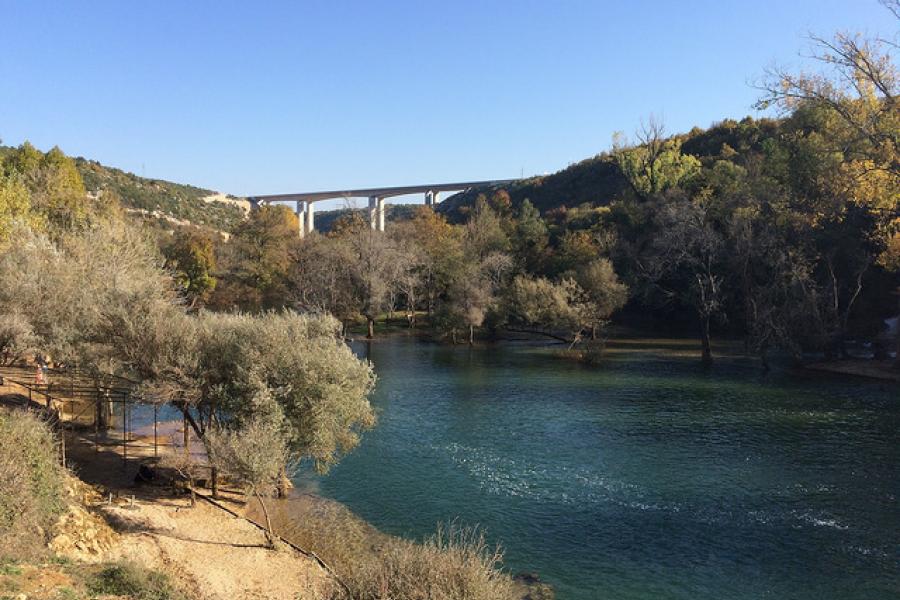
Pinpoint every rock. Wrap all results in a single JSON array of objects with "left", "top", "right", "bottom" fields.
[{"left": 513, "top": 572, "right": 555, "bottom": 600}]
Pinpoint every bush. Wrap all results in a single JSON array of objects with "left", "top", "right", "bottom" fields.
[
  {"left": 267, "top": 499, "right": 516, "bottom": 600},
  {"left": 0, "top": 410, "right": 65, "bottom": 559},
  {"left": 88, "top": 562, "right": 185, "bottom": 600},
  {"left": 340, "top": 523, "right": 515, "bottom": 600}
]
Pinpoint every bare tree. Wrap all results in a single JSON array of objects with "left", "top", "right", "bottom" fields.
[{"left": 642, "top": 196, "right": 726, "bottom": 363}]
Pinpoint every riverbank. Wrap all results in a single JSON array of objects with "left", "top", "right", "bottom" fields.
[
  {"left": 804, "top": 359, "right": 900, "bottom": 382},
  {"left": 0, "top": 371, "right": 551, "bottom": 600},
  {"left": 354, "top": 322, "right": 900, "bottom": 384}
]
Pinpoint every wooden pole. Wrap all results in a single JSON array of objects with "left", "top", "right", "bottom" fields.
[
  {"left": 94, "top": 387, "right": 100, "bottom": 452},
  {"left": 60, "top": 423, "right": 66, "bottom": 467},
  {"left": 122, "top": 396, "right": 127, "bottom": 467},
  {"left": 154, "top": 405, "right": 159, "bottom": 458}
]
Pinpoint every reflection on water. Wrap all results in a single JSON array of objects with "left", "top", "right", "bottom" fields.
[{"left": 294, "top": 336, "right": 900, "bottom": 600}]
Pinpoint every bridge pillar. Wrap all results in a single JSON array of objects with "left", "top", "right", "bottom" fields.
[
  {"left": 368, "top": 196, "right": 385, "bottom": 231},
  {"left": 295, "top": 201, "right": 306, "bottom": 238},
  {"left": 425, "top": 190, "right": 434, "bottom": 206},
  {"left": 305, "top": 201, "right": 315, "bottom": 235},
  {"left": 432, "top": 191, "right": 440, "bottom": 205}
]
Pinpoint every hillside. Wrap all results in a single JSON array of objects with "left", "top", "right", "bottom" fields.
[
  {"left": 74, "top": 157, "right": 249, "bottom": 232},
  {"left": 439, "top": 116, "right": 782, "bottom": 218},
  {"left": 0, "top": 145, "right": 248, "bottom": 232}
]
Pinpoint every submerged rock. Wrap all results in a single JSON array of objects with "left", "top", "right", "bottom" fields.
[{"left": 513, "top": 572, "right": 555, "bottom": 599}]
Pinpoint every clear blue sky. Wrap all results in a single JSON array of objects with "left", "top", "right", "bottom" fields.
[{"left": 0, "top": 1, "right": 893, "bottom": 208}]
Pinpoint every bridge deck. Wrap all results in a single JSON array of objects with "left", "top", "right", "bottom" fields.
[{"left": 252, "top": 179, "right": 516, "bottom": 204}]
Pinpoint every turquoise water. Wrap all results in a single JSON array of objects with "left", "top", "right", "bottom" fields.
[{"left": 298, "top": 336, "right": 899, "bottom": 600}]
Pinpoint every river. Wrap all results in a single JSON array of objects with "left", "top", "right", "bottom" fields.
[{"left": 293, "top": 335, "right": 899, "bottom": 600}]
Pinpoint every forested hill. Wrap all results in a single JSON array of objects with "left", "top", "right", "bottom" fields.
[
  {"left": 0, "top": 145, "right": 248, "bottom": 232},
  {"left": 438, "top": 116, "right": 781, "bottom": 219}
]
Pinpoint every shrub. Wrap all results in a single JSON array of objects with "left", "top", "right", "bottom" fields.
[
  {"left": 87, "top": 562, "right": 185, "bottom": 600},
  {"left": 268, "top": 500, "right": 517, "bottom": 600},
  {"left": 0, "top": 410, "right": 65, "bottom": 559},
  {"left": 341, "top": 523, "right": 515, "bottom": 600}
]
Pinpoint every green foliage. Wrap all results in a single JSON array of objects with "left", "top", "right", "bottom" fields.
[
  {"left": 211, "top": 205, "right": 298, "bottom": 310},
  {"left": 87, "top": 562, "right": 185, "bottom": 600},
  {"left": 131, "top": 310, "right": 377, "bottom": 474},
  {"left": 612, "top": 131, "right": 702, "bottom": 200},
  {"left": 0, "top": 410, "right": 65, "bottom": 560},
  {"left": 0, "top": 172, "right": 35, "bottom": 242},
  {"left": 163, "top": 229, "right": 217, "bottom": 308},
  {"left": 2, "top": 142, "right": 90, "bottom": 232},
  {"left": 507, "top": 276, "right": 588, "bottom": 338}
]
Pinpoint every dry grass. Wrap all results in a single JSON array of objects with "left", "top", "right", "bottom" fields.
[
  {"left": 249, "top": 497, "right": 517, "bottom": 600},
  {"left": 0, "top": 408, "right": 66, "bottom": 560},
  {"left": 336, "top": 522, "right": 515, "bottom": 600}
]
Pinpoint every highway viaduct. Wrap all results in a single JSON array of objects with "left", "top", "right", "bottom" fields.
[{"left": 248, "top": 179, "right": 516, "bottom": 236}]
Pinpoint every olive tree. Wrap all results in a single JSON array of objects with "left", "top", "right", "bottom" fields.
[
  {"left": 0, "top": 313, "right": 38, "bottom": 366},
  {"left": 133, "top": 311, "right": 377, "bottom": 475},
  {"left": 206, "top": 393, "right": 289, "bottom": 545}
]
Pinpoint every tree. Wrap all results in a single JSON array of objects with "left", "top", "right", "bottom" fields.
[
  {"left": 164, "top": 229, "right": 217, "bottom": 308},
  {"left": 0, "top": 219, "right": 175, "bottom": 366},
  {"left": 391, "top": 207, "right": 463, "bottom": 317},
  {"left": 132, "top": 311, "right": 376, "bottom": 475},
  {"left": 2, "top": 143, "right": 90, "bottom": 231},
  {"left": 390, "top": 234, "right": 426, "bottom": 327},
  {"left": 756, "top": 5, "right": 900, "bottom": 365},
  {"left": 214, "top": 205, "right": 299, "bottom": 311},
  {"left": 644, "top": 195, "right": 727, "bottom": 363},
  {"left": 571, "top": 258, "right": 629, "bottom": 339},
  {"left": 346, "top": 228, "right": 408, "bottom": 338},
  {"left": 0, "top": 313, "right": 38, "bottom": 366},
  {"left": 289, "top": 234, "right": 360, "bottom": 331},
  {"left": 511, "top": 199, "right": 550, "bottom": 273},
  {"left": 506, "top": 275, "right": 590, "bottom": 344},
  {"left": 206, "top": 396, "right": 290, "bottom": 546},
  {"left": 0, "top": 173, "right": 36, "bottom": 243},
  {"left": 465, "top": 198, "right": 510, "bottom": 259},
  {"left": 612, "top": 118, "right": 702, "bottom": 201}
]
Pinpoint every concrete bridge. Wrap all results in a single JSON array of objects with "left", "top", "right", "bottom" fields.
[{"left": 249, "top": 179, "right": 516, "bottom": 236}]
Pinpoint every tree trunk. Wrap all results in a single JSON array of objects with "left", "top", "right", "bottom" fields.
[
  {"left": 255, "top": 490, "right": 276, "bottom": 548},
  {"left": 183, "top": 416, "right": 190, "bottom": 457},
  {"left": 759, "top": 343, "right": 770, "bottom": 372},
  {"left": 276, "top": 466, "right": 289, "bottom": 498},
  {"left": 367, "top": 317, "right": 374, "bottom": 339},
  {"left": 468, "top": 325, "right": 475, "bottom": 345},
  {"left": 700, "top": 317, "right": 713, "bottom": 364},
  {"left": 211, "top": 467, "right": 219, "bottom": 499},
  {"left": 894, "top": 292, "right": 900, "bottom": 371}
]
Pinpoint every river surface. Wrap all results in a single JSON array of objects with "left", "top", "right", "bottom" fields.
[{"left": 294, "top": 335, "right": 899, "bottom": 600}]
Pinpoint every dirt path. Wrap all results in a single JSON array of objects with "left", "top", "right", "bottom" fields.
[
  {"left": 99, "top": 493, "right": 332, "bottom": 600},
  {"left": 57, "top": 422, "right": 334, "bottom": 600}
]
